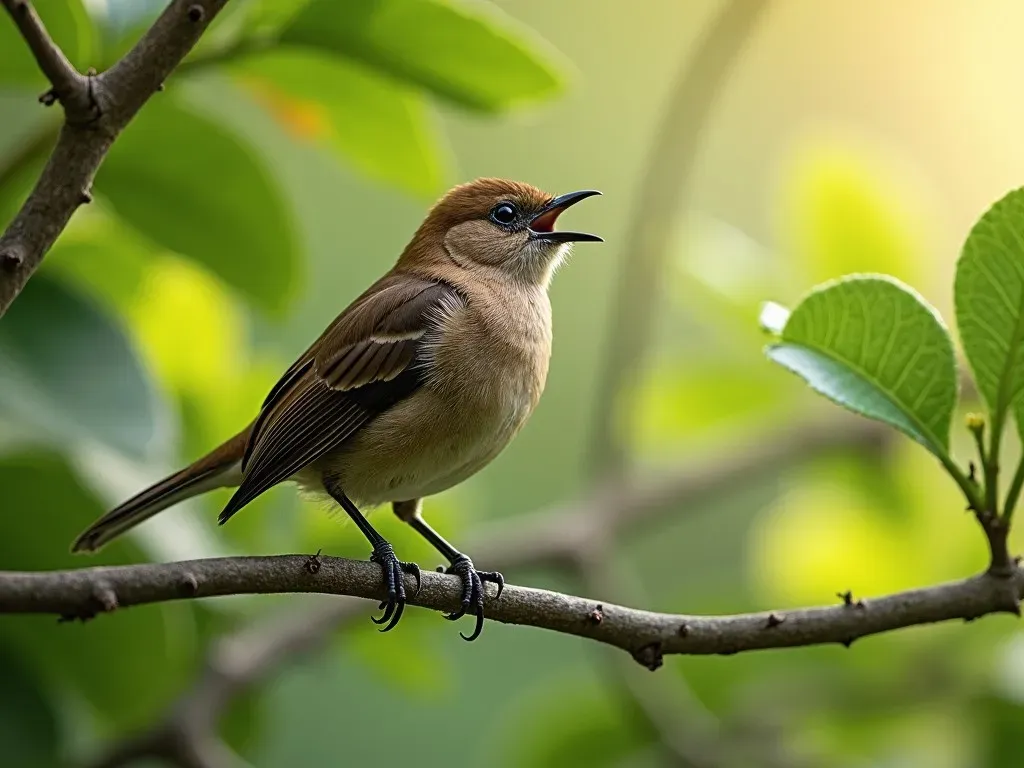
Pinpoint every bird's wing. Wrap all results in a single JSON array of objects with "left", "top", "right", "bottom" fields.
[{"left": 219, "top": 274, "right": 465, "bottom": 523}]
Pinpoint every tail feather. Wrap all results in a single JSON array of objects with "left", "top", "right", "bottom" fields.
[{"left": 71, "top": 427, "right": 251, "bottom": 553}]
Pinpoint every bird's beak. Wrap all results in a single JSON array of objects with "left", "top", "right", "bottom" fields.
[{"left": 529, "top": 190, "right": 603, "bottom": 243}]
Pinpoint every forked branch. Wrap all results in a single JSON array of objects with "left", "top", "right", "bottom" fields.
[{"left": 0, "top": 0, "right": 231, "bottom": 314}]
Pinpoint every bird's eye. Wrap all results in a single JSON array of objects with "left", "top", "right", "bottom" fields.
[{"left": 490, "top": 202, "right": 518, "bottom": 226}]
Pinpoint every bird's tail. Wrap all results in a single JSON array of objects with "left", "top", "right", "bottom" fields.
[{"left": 71, "top": 426, "right": 252, "bottom": 553}]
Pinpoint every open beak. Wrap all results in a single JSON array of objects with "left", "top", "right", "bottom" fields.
[{"left": 529, "top": 190, "right": 603, "bottom": 243}]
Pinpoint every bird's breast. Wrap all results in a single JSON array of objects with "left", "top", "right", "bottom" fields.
[
  {"left": 319, "top": 286, "right": 552, "bottom": 506},
  {"left": 426, "top": 288, "right": 551, "bottom": 420}
]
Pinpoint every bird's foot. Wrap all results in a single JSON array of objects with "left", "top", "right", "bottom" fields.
[
  {"left": 444, "top": 554, "right": 504, "bottom": 641},
  {"left": 369, "top": 542, "right": 421, "bottom": 632}
]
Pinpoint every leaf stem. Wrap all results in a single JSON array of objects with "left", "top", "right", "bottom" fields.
[
  {"left": 942, "top": 453, "right": 986, "bottom": 514},
  {"left": 1004, "top": 456, "right": 1024, "bottom": 527},
  {"left": 986, "top": 412, "right": 1004, "bottom": 515},
  {"left": 967, "top": 413, "right": 987, "bottom": 465}
]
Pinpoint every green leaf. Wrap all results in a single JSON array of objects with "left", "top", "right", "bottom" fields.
[
  {"left": 96, "top": 91, "right": 300, "bottom": 314},
  {"left": 764, "top": 275, "right": 958, "bottom": 459},
  {"left": 0, "top": 0, "right": 95, "bottom": 85},
  {"left": 0, "top": 274, "right": 170, "bottom": 460},
  {"left": 279, "top": 0, "right": 565, "bottom": 112},
  {"left": 233, "top": 49, "right": 445, "bottom": 197},
  {"left": 954, "top": 188, "right": 1024, "bottom": 438},
  {"left": 0, "top": 452, "right": 196, "bottom": 731}
]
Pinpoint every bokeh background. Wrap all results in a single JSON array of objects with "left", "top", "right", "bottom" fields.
[{"left": 4, "top": 0, "right": 1024, "bottom": 766}]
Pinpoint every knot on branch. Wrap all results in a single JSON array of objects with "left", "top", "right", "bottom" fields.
[
  {"left": 631, "top": 642, "right": 664, "bottom": 671},
  {"left": 304, "top": 550, "right": 323, "bottom": 575},
  {"left": 836, "top": 590, "right": 865, "bottom": 609},
  {"left": 1, "top": 247, "right": 26, "bottom": 267},
  {"left": 178, "top": 572, "right": 199, "bottom": 597},
  {"left": 58, "top": 581, "right": 118, "bottom": 622},
  {"left": 33, "top": 66, "right": 98, "bottom": 124}
]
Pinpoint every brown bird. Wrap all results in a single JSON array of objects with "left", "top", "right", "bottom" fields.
[{"left": 72, "top": 178, "right": 602, "bottom": 639}]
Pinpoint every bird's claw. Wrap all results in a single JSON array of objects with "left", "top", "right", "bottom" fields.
[
  {"left": 369, "top": 542, "right": 420, "bottom": 632},
  {"left": 444, "top": 554, "right": 504, "bottom": 641}
]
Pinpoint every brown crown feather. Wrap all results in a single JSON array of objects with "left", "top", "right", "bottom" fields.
[{"left": 398, "top": 178, "right": 553, "bottom": 264}]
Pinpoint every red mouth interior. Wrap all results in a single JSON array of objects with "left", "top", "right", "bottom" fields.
[{"left": 530, "top": 206, "right": 564, "bottom": 233}]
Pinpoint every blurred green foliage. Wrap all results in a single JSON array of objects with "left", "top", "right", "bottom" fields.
[
  {"left": 97, "top": 93, "right": 299, "bottom": 314},
  {"left": 3, "top": 2, "right": 1024, "bottom": 767},
  {"left": 0, "top": 276, "right": 169, "bottom": 459}
]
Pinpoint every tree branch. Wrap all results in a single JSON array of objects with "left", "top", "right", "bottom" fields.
[
  {"left": 67, "top": 417, "right": 949, "bottom": 767},
  {"left": 0, "top": 0, "right": 93, "bottom": 115},
  {"left": 4, "top": 554, "right": 1023, "bottom": 663},
  {"left": 5, "top": 421, "right": 882, "bottom": 648},
  {"left": 0, "top": 419, "right": 1010, "bottom": 662},
  {"left": 0, "top": 0, "right": 231, "bottom": 315}
]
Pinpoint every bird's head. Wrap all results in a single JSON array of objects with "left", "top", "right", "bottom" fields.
[{"left": 401, "top": 178, "right": 602, "bottom": 287}]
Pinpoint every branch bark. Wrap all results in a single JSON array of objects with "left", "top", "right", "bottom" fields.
[
  {"left": 0, "top": 0, "right": 231, "bottom": 315},
  {"left": 1, "top": 419, "right": 1011, "bottom": 662},
  {"left": 5, "top": 420, "right": 884, "bottom": 643},
  {"left": 0, "top": 0, "right": 93, "bottom": 115},
  {"left": 4, "top": 553, "right": 1023, "bottom": 663}
]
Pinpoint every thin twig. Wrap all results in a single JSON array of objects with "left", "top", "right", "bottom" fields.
[
  {"left": 0, "top": 0, "right": 93, "bottom": 117},
  {"left": 1004, "top": 456, "right": 1024, "bottom": 527}
]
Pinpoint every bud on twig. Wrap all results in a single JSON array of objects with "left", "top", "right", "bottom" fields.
[{"left": 966, "top": 413, "right": 986, "bottom": 435}]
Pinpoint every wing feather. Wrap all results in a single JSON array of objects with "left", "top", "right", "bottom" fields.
[{"left": 220, "top": 276, "right": 464, "bottom": 523}]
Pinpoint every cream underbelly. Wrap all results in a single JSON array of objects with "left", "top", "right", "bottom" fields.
[{"left": 298, "top": 385, "right": 533, "bottom": 508}]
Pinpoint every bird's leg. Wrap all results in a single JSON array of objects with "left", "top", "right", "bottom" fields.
[
  {"left": 328, "top": 487, "right": 420, "bottom": 632},
  {"left": 393, "top": 500, "right": 504, "bottom": 641}
]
